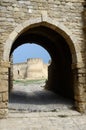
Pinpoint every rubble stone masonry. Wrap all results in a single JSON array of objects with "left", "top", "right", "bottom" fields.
[{"left": 0, "top": 0, "right": 86, "bottom": 118}]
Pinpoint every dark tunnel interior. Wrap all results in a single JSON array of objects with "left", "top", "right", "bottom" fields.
[{"left": 10, "top": 25, "right": 74, "bottom": 99}]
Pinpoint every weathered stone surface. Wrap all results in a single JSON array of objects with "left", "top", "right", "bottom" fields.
[
  {"left": 75, "top": 95, "right": 86, "bottom": 102},
  {"left": 0, "top": 62, "right": 10, "bottom": 68},
  {"left": 0, "top": 94, "right": 2, "bottom": 102},
  {"left": 0, "top": 80, "right": 8, "bottom": 92},
  {"left": 0, "top": 102, "right": 7, "bottom": 109},
  {"left": 2, "top": 92, "right": 8, "bottom": 102},
  {"left": 79, "top": 76, "right": 86, "bottom": 83},
  {"left": 0, "top": 109, "right": 8, "bottom": 119},
  {"left": 0, "top": 0, "right": 86, "bottom": 118},
  {"left": 13, "top": 58, "right": 48, "bottom": 80},
  {"left": 0, "top": 67, "right": 8, "bottom": 74},
  {"left": 75, "top": 101, "right": 86, "bottom": 113}
]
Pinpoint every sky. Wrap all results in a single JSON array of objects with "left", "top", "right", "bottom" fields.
[{"left": 13, "top": 43, "right": 51, "bottom": 64}]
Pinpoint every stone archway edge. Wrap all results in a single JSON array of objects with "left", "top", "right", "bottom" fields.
[{"left": 3, "top": 15, "right": 77, "bottom": 63}]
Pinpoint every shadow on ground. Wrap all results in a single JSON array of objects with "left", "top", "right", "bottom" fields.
[{"left": 9, "top": 82, "right": 74, "bottom": 112}]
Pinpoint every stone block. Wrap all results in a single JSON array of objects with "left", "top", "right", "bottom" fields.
[
  {"left": 1, "top": 62, "right": 10, "bottom": 68},
  {"left": 0, "top": 109, "right": 8, "bottom": 119},
  {"left": 76, "top": 52, "right": 83, "bottom": 63},
  {"left": 75, "top": 101, "right": 86, "bottom": 113},
  {"left": 15, "top": 24, "right": 24, "bottom": 33},
  {"left": 0, "top": 102, "right": 7, "bottom": 109},
  {"left": 72, "top": 62, "right": 85, "bottom": 69},
  {"left": 78, "top": 68, "right": 86, "bottom": 73},
  {"left": 75, "top": 94, "right": 86, "bottom": 102},
  {"left": 41, "top": 10, "right": 48, "bottom": 21},
  {"left": 14, "top": 7, "right": 20, "bottom": 12},
  {"left": 79, "top": 76, "right": 86, "bottom": 83},
  {"left": 2, "top": 92, "right": 8, "bottom": 102},
  {"left": 9, "top": 31, "right": 18, "bottom": 41},
  {"left": 22, "top": 17, "right": 41, "bottom": 28},
  {"left": 0, "top": 74, "right": 8, "bottom": 80},
  {"left": 0, "top": 80, "right": 8, "bottom": 92},
  {"left": 0, "top": 67, "right": 8, "bottom": 74},
  {"left": 74, "top": 84, "right": 84, "bottom": 95}
]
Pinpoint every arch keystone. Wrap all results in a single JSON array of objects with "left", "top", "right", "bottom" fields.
[
  {"left": 22, "top": 17, "right": 42, "bottom": 29},
  {"left": 41, "top": 10, "right": 48, "bottom": 21}
]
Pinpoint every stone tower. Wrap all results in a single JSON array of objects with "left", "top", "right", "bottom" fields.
[
  {"left": 13, "top": 58, "right": 48, "bottom": 80},
  {"left": 27, "top": 58, "right": 48, "bottom": 80}
]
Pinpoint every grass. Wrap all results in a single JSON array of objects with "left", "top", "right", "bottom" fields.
[{"left": 13, "top": 79, "right": 46, "bottom": 86}]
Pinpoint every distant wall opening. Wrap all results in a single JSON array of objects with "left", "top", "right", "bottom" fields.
[{"left": 12, "top": 43, "right": 51, "bottom": 80}]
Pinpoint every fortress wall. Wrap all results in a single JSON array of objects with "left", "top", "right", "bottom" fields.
[
  {"left": 13, "top": 58, "right": 48, "bottom": 80},
  {"left": 42, "top": 63, "right": 48, "bottom": 79},
  {"left": 13, "top": 62, "right": 27, "bottom": 80}
]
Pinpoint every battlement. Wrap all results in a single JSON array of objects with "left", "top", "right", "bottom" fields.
[
  {"left": 13, "top": 62, "right": 27, "bottom": 66},
  {"left": 27, "top": 58, "right": 43, "bottom": 64}
]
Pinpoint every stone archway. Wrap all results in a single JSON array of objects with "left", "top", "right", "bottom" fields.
[
  {"left": 2, "top": 16, "right": 85, "bottom": 118},
  {"left": 9, "top": 24, "right": 74, "bottom": 99},
  {"left": 3, "top": 17, "right": 77, "bottom": 62}
]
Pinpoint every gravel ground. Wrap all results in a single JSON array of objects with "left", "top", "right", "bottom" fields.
[{"left": 9, "top": 80, "right": 74, "bottom": 112}]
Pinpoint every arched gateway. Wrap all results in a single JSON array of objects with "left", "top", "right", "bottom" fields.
[
  {"left": 0, "top": 9, "right": 86, "bottom": 118},
  {"left": 4, "top": 17, "right": 77, "bottom": 97}
]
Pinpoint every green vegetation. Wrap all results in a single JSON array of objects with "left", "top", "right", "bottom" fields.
[{"left": 13, "top": 79, "right": 46, "bottom": 86}]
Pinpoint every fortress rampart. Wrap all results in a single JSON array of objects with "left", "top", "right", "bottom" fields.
[{"left": 13, "top": 58, "right": 48, "bottom": 80}]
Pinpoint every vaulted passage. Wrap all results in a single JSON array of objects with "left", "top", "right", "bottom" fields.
[{"left": 10, "top": 25, "right": 74, "bottom": 99}]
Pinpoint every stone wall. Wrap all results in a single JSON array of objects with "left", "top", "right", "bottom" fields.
[
  {"left": 13, "top": 58, "right": 48, "bottom": 80},
  {"left": 13, "top": 62, "right": 27, "bottom": 79},
  {"left": 0, "top": 0, "right": 86, "bottom": 118}
]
